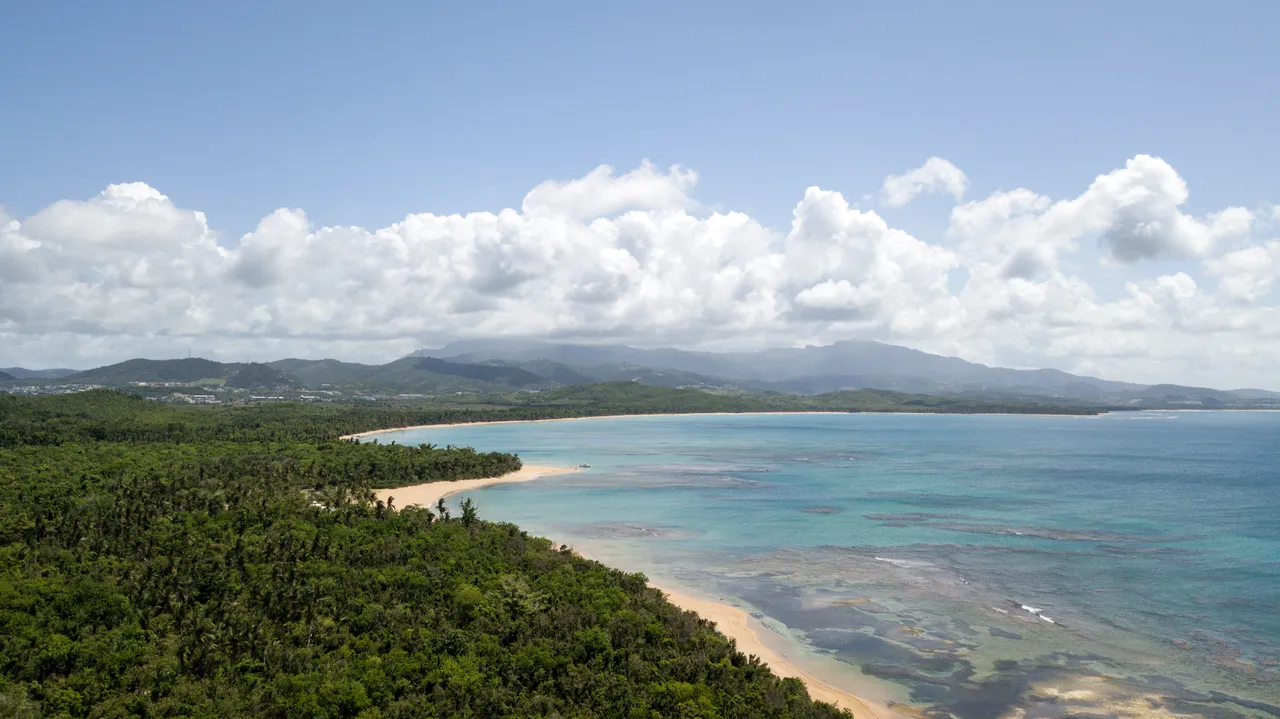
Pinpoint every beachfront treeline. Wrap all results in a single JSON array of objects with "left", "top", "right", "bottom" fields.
[
  {"left": 2, "top": 382, "right": 1103, "bottom": 447},
  {"left": 0, "top": 391, "right": 850, "bottom": 717}
]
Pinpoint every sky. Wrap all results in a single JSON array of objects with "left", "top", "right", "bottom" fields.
[{"left": 2, "top": 1, "right": 1278, "bottom": 388}]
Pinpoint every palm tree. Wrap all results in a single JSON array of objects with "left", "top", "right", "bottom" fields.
[{"left": 460, "top": 497, "right": 478, "bottom": 529}]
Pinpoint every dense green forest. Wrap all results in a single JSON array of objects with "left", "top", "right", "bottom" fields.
[{"left": 0, "top": 391, "right": 850, "bottom": 718}]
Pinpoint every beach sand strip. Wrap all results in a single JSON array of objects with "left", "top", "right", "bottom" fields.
[{"left": 372, "top": 465, "right": 580, "bottom": 508}]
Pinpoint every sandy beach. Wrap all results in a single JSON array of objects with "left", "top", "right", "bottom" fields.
[
  {"left": 653, "top": 582, "right": 907, "bottom": 718},
  {"left": 373, "top": 464, "right": 580, "bottom": 508},
  {"left": 377, "top": 462, "right": 907, "bottom": 718}
]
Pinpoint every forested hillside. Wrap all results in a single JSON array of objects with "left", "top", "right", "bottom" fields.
[{"left": 0, "top": 391, "right": 849, "bottom": 718}]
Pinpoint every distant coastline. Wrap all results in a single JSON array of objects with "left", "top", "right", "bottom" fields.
[
  {"left": 343, "top": 412, "right": 845, "bottom": 440},
  {"left": 341, "top": 409, "right": 1103, "bottom": 441}
]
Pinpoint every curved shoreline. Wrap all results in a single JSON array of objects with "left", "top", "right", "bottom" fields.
[
  {"left": 376, "top": 463, "right": 907, "bottom": 718},
  {"left": 652, "top": 582, "right": 906, "bottom": 718},
  {"left": 372, "top": 465, "right": 580, "bottom": 508},
  {"left": 341, "top": 409, "right": 1096, "bottom": 441}
]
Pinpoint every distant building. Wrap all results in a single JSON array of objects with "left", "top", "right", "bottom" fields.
[{"left": 171, "top": 393, "right": 219, "bottom": 404}]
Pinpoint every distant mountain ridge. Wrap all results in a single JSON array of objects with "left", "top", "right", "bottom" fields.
[
  {"left": 429, "top": 338, "right": 1140, "bottom": 391},
  {"left": 69, "top": 358, "right": 234, "bottom": 384},
  {"left": 7, "top": 339, "right": 1278, "bottom": 410},
  {"left": 51, "top": 356, "right": 563, "bottom": 396},
  {"left": 1, "top": 367, "right": 79, "bottom": 380},
  {"left": 422, "top": 338, "right": 1278, "bottom": 406},
  {"left": 267, "top": 356, "right": 553, "bottom": 393}
]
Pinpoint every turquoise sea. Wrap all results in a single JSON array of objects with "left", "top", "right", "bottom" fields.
[{"left": 372, "top": 412, "right": 1280, "bottom": 718}]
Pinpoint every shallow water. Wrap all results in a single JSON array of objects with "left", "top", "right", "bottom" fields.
[{"left": 375, "top": 412, "right": 1280, "bottom": 718}]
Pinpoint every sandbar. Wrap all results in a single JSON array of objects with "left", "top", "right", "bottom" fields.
[{"left": 373, "top": 465, "right": 580, "bottom": 508}]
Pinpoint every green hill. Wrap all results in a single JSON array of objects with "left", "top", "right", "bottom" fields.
[
  {"left": 502, "top": 358, "right": 598, "bottom": 385},
  {"left": 61, "top": 357, "right": 557, "bottom": 394},
  {"left": 342, "top": 357, "right": 539, "bottom": 394},
  {"left": 266, "top": 358, "right": 382, "bottom": 385},
  {"left": 0, "top": 370, "right": 14, "bottom": 381},
  {"left": 67, "top": 357, "right": 233, "bottom": 384},
  {"left": 409, "top": 356, "right": 549, "bottom": 388},
  {"left": 568, "top": 362, "right": 729, "bottom": 388},
  {"left": 1, "top": 367, "right": 79, "bottom": 380},
  {"left": 225, "top": 362, "right": 296, "bottom": 389},
  {"left": 525, "top": 381, "right": 766, "bottom": 412},
  {"left": 265, "top": 357, "right": 555, "bottom": 393}
]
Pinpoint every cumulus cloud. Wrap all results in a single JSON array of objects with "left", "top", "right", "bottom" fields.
[
  {"left": 950, "top": 155, "right": 1252, "bottom": 271},
  {"left": 881, "top": 157, "right": 968, "bottom": 207},
  {"left": 1088, "top": 158, "right": 1252, "bottom": 262},
  {"left": 1206, "top": 242, "right": 1280, "bottom": 303},
  {"left": 1, "top": 157, "right": 1277, "bottom": 388},
  {"left": 0, "top": 184, "right": 228, "bottom": 338},
  {"left": 522, "top": 161, "right": 697, "bottom": 219}
]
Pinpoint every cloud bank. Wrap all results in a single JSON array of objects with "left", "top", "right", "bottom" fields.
[{"left": 1, "top": 155, "right": 1276, "bottom": 388}]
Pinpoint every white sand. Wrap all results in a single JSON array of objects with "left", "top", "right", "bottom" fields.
[
  {"left": 653, "top": 583, "right": 908, "bottom": 718},
  {"left": 373, "top": 464, "right": 580, "bottom": 508}
]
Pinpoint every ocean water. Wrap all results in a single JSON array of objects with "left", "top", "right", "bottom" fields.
[{"left": 374, "top": 412, "right": 1280, "bottom": 718}]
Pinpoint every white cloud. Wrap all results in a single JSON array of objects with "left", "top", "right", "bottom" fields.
[
  {"left": 521, "top": 161, "right": 697, "bottom": 219},
  {"left": 1086, "top": 158, "right": 1252, "bottom": 262},
  {"left": 1, "top": 157, "right": 1277, "bottom": 388},
  {"left": 881, "top": 157, "right": 968, "bottom": 207},
  {"left": 1206, "top": 242, "right": 1280, "bottom": 303},
  {"left": 0, "top": 184, "right": 228, "bottom": 338},
  {"left": 950, "top": 155, "right": 1254, "bottom": 273}
]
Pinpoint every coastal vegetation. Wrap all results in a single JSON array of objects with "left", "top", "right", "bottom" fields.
[
  {"left": 0, "top": 390, "right": 850, "bottom": 718},
  {"left": 514, "top": 382, "right": 1105, "bottom": 415},
  {"left": 0, "top": 383, "right": 1105, "bottom": 449}
]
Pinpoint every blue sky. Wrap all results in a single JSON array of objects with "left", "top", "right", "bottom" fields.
[
  {"left": 2, "top": 1, "right": 1278, "bottom": 387},
  {"left": 4, "top": 2, "right": 1276, "bottom": 234}
]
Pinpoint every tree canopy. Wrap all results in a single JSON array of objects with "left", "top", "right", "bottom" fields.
[{"left": 0, "top": 390, "right": 850, "bottom": 718}]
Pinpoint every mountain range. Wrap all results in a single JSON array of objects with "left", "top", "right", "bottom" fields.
[
  {"left": 4, "top": 339, "right": 1277, "bottom": 409},
  {"left": 423, "top": 339, "right": 1280, "bottom": 408},
  {"left": 0, "top": 367, "right": 78, "bottom": 380}
]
